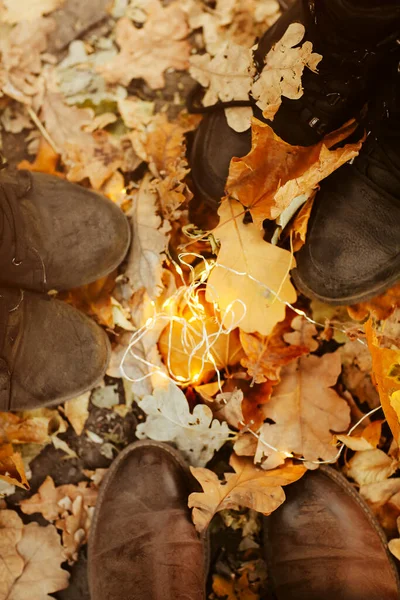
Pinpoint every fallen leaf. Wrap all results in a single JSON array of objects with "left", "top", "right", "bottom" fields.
[
  {"left": 365, "top": 318, "right": 400, "bottom": 444},
  {"left": 64, "top": 392, "right": 90, "bottom": 436},
  {"left": 256, "top": 353, "right": 350, "bottom": 468},
  {"left": 289, "top": 191, "right": 316, "bottom": 252},
  {"left": 0, "top": 0, "right": 64, "bottom": 23},
  {"left": 56, "top": 495, "right": 93, "bottom": 564},
  {"left": 20, "top": 475, "right": 98, "bottom": 521},
  {"left": 252, "top": 23, "right": 322, "bottom": 120},
  {"left": 0, "top": 510, "right": 24, "bottom": 599},
  {"left": 344, "top": 448, "right": 399, "bottom": 486},
  {"left": 223, "top": 377, "right": 275, "bottom": 432},
  {"left": 283, "top": 315, "right": 318, "bottom": 352},
  {"left": 124, "top": 174, "right": 171, "bottom": 299},
  {"left": 91, "top": 384, "right": 120, "bottom": 410},
  {"left": 0, "top": 445, "right": 29, "bottom": 490},
  {"left": 188, "top": 453, "right": 306, "bottom": 532},
  {"left": 213, "top": 388, "right": 245, "bottom": 429},
  {"left": 336, "top": 420, "right": 383, "bottom": 452},
  {"left": 226, "top": 119, "right": 362, "bottom": 228},
  {"left": 212, "top": 572, "right": 259, "bottom": 600},
  {"left": 189, "top": 41, "right": 255, "bottom": 132},
  {"left": 360, "top": 478, "right": 400, "bottom": 537},
  {"left": 389, "top": 534, "right": 400, "bottom": 561},
  {"left": 158, "top": 293, "right": 244, "bottom": 384},
  {"left": 339, "top": 339, "right": 380, "bottom": 409},
  {"left": 18, "top": 138, "right": 63, "bottom": 176},
  {"left": 98, "top": 2, "right": 191, "bottom": 89},
  {"left": 61, "top": 272, "right": 117, "bottom": 328},
  {"left": 206, "top": 199, "right": 297, "bottom": 336},
  {"left": 0, "top": 408, "right": 64, "bottom": 446},
  {"left": 347, "top": 283, "right": 400, "bottom": 321},
  {"left": 136, "top": 383, "right": 234, "bottom": 466}
]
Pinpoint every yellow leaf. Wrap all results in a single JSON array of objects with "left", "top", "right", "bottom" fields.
[
  {"left": 0, "top": 0, "right": 64, "bottom": 23},
  {"left": 365, "top": 318, "right": 400, "bottom": 444},
  {"left": 188, "top": 453, "right": 305, "bottom": 533},
  {"left": 206, "top": 199, "right": 297, "bottom": 336},
  {"left": 347, "top": 283, "right": 400, "bottom": 321}
]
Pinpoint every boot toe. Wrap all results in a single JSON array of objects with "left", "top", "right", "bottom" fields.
[{"left": 10, "top": 293, "right": 110, "bottom": 410}]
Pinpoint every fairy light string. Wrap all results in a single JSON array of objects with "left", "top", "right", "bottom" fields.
[{"left": 120, "top": 248, "right": 374, "bottom": 467}]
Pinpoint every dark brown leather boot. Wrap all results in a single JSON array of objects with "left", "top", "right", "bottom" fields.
[
  {"left": 264, "top": 466, "right": 400, "bottom": 599},
  {"left": 0, "top": 288, "right": 110, "bottom": 411},
  {"left": 88, "top": 440, "right": 206, "bottom": 600},
  {"left": 0, "top": 169, "right": 130, "bottom": 292}
]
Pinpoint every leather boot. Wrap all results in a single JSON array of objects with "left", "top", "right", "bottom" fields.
[
  {"left": 0, "top": 169, "right": 130, "bottom": 292},
  {"left": 88, "top": 440, "right": 206, "bottom": 600},
  {"left": 264, "top": 466, "right": 400, "bottom": 599},
  {"left": 0, "top": 288, "right": 110, "bottom": 411},
  {"left": 189, "top": 0, "right": 400, "bottom": 208},
  {"left": 292, "top": 64, "right": 400, "bottom": 304}
]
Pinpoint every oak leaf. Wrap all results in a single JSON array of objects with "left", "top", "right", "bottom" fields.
[
  {"left": 252, "top": 23, "right": 322, "bottom": 121},
  {"left": 339, "top": 339, "right": 380, "bottom": 409},
  {"left": 240, "top": 311, "right": 309, "bottom": 384},
  {"left": 256, "top": 353, "right": 350, "bottom": 468},
  {"left": 188, "top": 453, "right": 306, "bottom": 532},
  {"left": 136, "top": 383, "right": 234, "bottom": 466},
  {"left": 0, "top": 0, "right": 64, "bottom": 23},
  {"left": 206, "top": 199, "right": 297, "bottom": 336},
  {"left": 365, "top": 318, "right": 400, "bottom": 444},
  {"left": 283, "top": 315, "right": 318, "bottom": 352},
  {"left": 226, "top": 119, "right": 363, "bottom": 228},
  {"left": 98, "top": 4, "right": 191, "bottom": 89}
]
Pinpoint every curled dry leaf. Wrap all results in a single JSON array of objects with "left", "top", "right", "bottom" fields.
[
  {"left": 347, "top": 282, "right": 400, "bottom": 322},
  {"left": 206, "top": 199, "right": 297, "bottom": 336},
  {"left": 136, "top": 383, "right": 234, "bottom": 467},
  {"left": 213, "top": 388, "right": 245, "bottom": 429},
  {"left": 98, "top": 1, "right": 191, "bottom": 89},
  {"left": 222, "top": 377, "right": 275, "bottom": 432},
  {"left": 226, "top": 119, "right": 363, "bottom": 228},
  {"left": 339, "top": 339, "right": 380, "bottom": 409},
  {"left": 125, "top": 174, "right": 171, "bottom": 299},
  {"left": 256, "top": 352, "right": 350, "bottom": 468},
  {"left": 188, "top": 453, "right": 306, "bottom": 533},
  {"left": 344, "top": 449, "right": 399, "bottom": 486},
  {"left": 288, "top": 190, "right": 316, "bottom": 252},
  {"left": 0, "top": 0, "right": 64, "bottom": 23},
  {"left": 365, "top": 318, "right": 400, "bottom": 444},
  {"left": 0, "top": 510, "right": 24, "bottom": 599},
  {"left": 252, "top": 23, "right": 322, "bottom": 120},
  {"left": 0, "top": 408, "right": 65, "bottom": 446},
  {"left": 240, "top": 310, "right": 309, "bottom": 384},
  {"left": 336, "top": 420, "right": 383, "bottom": 452},
  {"left": 283, "top": 315, "right": 318, "bottom": 352},
  {"left": 0, "top": 444, "right": 29, "bottom": 490}
]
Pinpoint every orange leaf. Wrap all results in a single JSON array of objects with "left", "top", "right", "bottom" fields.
[
  {"left": 289, "top": 189, "right": 316, "bottom": 252},
  {"left": 223, "top": 378, "right": 274, "bottom": 432},
  {"left": 60, "top": 272, "right": 117, "bottom": 328},
  {"left": 365, "top": 318, "right": 400, "bottom": 444},
  {"left": 347, "top": 283, "right": 400, "bottom": 321},
  {"left": 18, "top": 138, "right": 63, "bottom": 177},
  {"left": 226, "top": 118, "right": 362, "bottom": 228},
  {"left": 0, "top": 443, "right": 29, "bottom": 489}
]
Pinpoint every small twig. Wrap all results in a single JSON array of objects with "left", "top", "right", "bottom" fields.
[{"left": 27, "top": 107, "right": 61, "bottom": 155}]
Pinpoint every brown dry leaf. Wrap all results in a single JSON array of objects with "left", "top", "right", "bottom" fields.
[
  {"left": 240, "top": 310, "right": 309, "bottom": 384},
  {"left": 206, "top": 199, "right": 297, "bottom": 335},
  {"left": 0, "top": 17, "right": 55, "bottom": 105},
  {"left": 41, "top": 92, "right": 124, "bottom": 189},
  {"left": 0, "top": 445, "right": 29, "bottom": 490},
  {"left": 212, "top": 572, "right": 259, "bottom": 600},
  {"left": 20, "top": 475, "right": 98, "bottom": 521},
  {"left": 159, "top": 294, "right": 244, "bottom": 384},
  {"left": 252, "top": 23, "right": 322, "bottom": 120},
  {"left": 226, "top": 119, "right": 362, "bottom": 228},
  {"left": 188, "top": 453, "right": 306, "bottom": 533},
  {"left": 339, "top": 339, "right": 380, "bottom": 409},
  {"left": 360, "top": 478, "right": 400, "bottom": 538},
  {"left": 18, "top": 138, "right": 63, "bottom": 176},
  {"left": 56, "top": 495, "right": 93, "bottom": 564},
  {"left": 98, "top": 1, "right": 191, "bottom": 89},
  {"left": 0, "top": 408, "right": 64, "bottom": 446},
  {"left": 64, "top": 393, "right": 90, "bottom": 436},
  {"left": 222, "top": 377, "right": 275, "bottom": 433},
  {"left": 0, "top": 510, "right": 24, "bottom": 599},
  {"left": 345, "top": 449, "right": 399, "bottom": 486},
  {"left": 389, "top": 527, "right": 400, "bottom": 562},
  {"left": 0, "top": 0, "right": 64, "bottom": 23},
  {"left": 365, "top": 318, "right": 400, "bottom": 444},
  {"left": 256, "top": 353, "right": 350, "bottom": 468},
  {"left": 336, "top": 420, "right": 383, "bottom": 452},
  {"left": 283, "top": 315, "right": 318, "bottom": 352},
  {"left": 61, "top": 272, "right": 117, "bottom": 328},
  {"left": 347, "top": 283, "right": 400, "bottom": 321},
  {"left": 289, "top": 189, "right": 316, "bottom": 252},
  {"left": 213, "top": 389, "right": 245, "bottom": 429}
]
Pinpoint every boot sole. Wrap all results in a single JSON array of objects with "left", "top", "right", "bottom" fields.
[
  {"left": 88, "top": 439, "right": 211, "bottom": 599},
  {"left": 263, "top": 465, "right": 400, "bottom": 597}
]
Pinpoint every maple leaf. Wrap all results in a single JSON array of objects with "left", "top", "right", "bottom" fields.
[
  {"left": 344, "top": 449, "right": 399, "bottom": 486},
  {"left": 188, "top": 453, "right": 306, "bottom": 533},
  {"left": 240, "top": 310, "right": 309, "bottom": 384},
  {"left": 226, "top": 119, "right": 363, "bottom": 228},
  {"left": 0, "top": 17, "right": 55, "bottom": 104},
  {"left": 136, "top": 383, "right": 234, "bottom": 467},
  {"left": 0, "top": 445, "right": 29, "bottom": 490},
  {"left": 206, "top": 199, "right": 297, "bottom": 336},
  {"left": 256, "top": 352, "right": 350, "bottom": 468},
  {"left": 252, "top": 23, "right": 322, "bottom": 121},
  {"left": 190, "top": 41, "right": 255, "bottom": 132},
  {"left": 158, "top": 293, "right": 244, "bottom": 384},
  {"left": 124, "top": 174, "right": 171, "bottom": 299},
  {"left": 347, "top": 282, "right": 400, "bottom": 321},
  {"left": 0, "top": 510, "right": 69, "bottom": 600},
  {"left": 98, "top": 2, "right": 191, "bottom": 90},
  {"left": 365, "top": 318, "right": 400, "bottom": 444}
]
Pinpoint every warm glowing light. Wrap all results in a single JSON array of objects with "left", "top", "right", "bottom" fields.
[{"left": 192, "top": 373, "right": 201, "bottom": 382}]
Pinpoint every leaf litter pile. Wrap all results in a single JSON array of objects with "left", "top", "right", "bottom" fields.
[{"left": 0, "top": 0, "right": 400, "bottom": 598}]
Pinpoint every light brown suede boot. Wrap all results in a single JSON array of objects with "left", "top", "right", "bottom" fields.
[
  {"left": 0, "top": 169, "right": 130, "bottom": 292},
  {"left": 0, "top": 288, "right": 110, "bottom": 410},
  {"left": 88, "top": 440, "right": 207, "bottom": 600}
]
